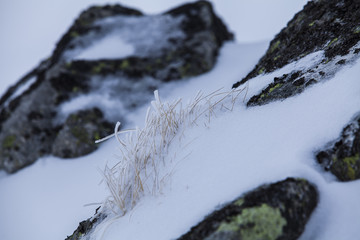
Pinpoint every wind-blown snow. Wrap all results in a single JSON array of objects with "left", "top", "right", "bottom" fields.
[
  {"left": 6, "top": 1, "right": 360, "bottom": 240},
  {"left": 3, "top": 76, "right": 37, "bottom": 107},
  {"left": 74, "top": 35, "right": 135, "bottom": 60},
  {"left": 88, "top": 51, "right": 360, "bottom": 240},
  {"left": 0, "top": 41, "right": 267, "bottom": 240},
  {"left": 3, "top": 34, "right": 360, "bottom": 240},
  {"left": 69, "top": 14, "right": 185, "bottom": 61}
]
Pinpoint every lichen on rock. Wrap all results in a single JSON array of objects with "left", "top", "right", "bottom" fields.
[
  {"left": 52, "top": 108, "right": 112, "bottom": 158},
  {"left": 233, "top": 0, "right": 360, "bottom": 107},
  {"left": 214, "top": 204, "right": 286, "bottom": 240},
  {"left": 316, "top": 114, "right": 360, "bottom": 181},
  {"left": 177, "top": 178, "right": 318, "bottom": 240}
]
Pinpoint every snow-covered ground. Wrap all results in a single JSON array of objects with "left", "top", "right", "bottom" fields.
[
  {"left": 7, "top": 1, "right": 360, "bottom": 240},
  {"left": 88, "top": 47, "right": 360, "bottom": 240}
]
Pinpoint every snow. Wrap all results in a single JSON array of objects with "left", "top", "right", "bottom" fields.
[
  {"left": 89, "top": 49, "right": 360, "bottom": 240},
  {"left": 3, "top": 76, "right": 37, "bottom": 107},
  {"left": 74, "top": 35, "right": 135, "bottom": 60},
  {"left": 70, "top": 14, "right": 185, "bottom": 61},
  {"left": 0, "top": 143, "right": 113, "bottom": 240},
  {"left": 4, "top": 1, "right": 360, "bottom": 240}
]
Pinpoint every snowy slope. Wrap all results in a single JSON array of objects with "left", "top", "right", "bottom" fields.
[
  {"left": 0, "top": 40, "right": 267, "bottom": 240},
  {"left": 89, "top": 48, "right": 360, "bottom": 240},
  {"left": 7, "top": 1, "right": 359, "bottom": 240}
]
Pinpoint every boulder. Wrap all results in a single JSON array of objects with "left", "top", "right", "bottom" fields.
[
  {"left": 232, "top": 0, "right": 360, "bottom": 107},
  {"left": 316, "top": 114, "right": 360, "bottom": 181},
  {"left": 177, "top": 178, "right": 318, "bottom": 240},
  {"left": 0, "top": 1, "right": 233, "bottom": 173}
]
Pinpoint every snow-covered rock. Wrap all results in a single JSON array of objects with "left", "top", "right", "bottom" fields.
[
  {"left": 177, "top": 178, "right": 317, "bottom": 240},
  {"left": 0, "top": 1, "right": 232, "bottom": 173},
  {"left": 234, "top": 0, "right": 360, "bottom": 106},
  {"left": 316, "top": 114, "right": 360, "bottom": 181},
  {"left": 232, "top": 0, "right": 360, "bottom": 183}
]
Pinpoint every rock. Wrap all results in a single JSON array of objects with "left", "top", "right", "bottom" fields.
[
  {"left": 232, "top": 0, "right": 360, "bottom": 107},
  {"left": 52, "top": 108, "right": 113, "bottom": 158},
  {"left": 0, "top": 1, "right": 233, "bottom": 173},
  {"left": 316, "top": 114, "right": 360, "bottom": 181},
  {"left": 177, "top": 178, "right": 318, "bottom": 240},
  {"left": 65, "top": 211, "right": 106, "bottom": 240}
]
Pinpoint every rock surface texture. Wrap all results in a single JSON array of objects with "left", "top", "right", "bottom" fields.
[
  {"left": 316, "top": 115, "right": 360, "bottom": 181},
  {"left": 232, "top": 0, "right": 360, "bottom": 107},
  {"left": 65, "top": 212, "right": 106, "bottom": 240},
  {"left": 177, "top": 178, "right": 318, "bottom": 240},
  {"left": 230, "top": 0, "right": 360, "bottom": 183},
  {"left": 0, "top": 1, "right": 233, "bottom": 173}
]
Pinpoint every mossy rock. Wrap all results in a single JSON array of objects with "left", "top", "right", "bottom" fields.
[
  {"left": 2, "top": 135, "right": 17, "bottom": 149},
  {"left": 316, "top": 114, "right": 360, "bottom": 181},
  {"left": 52, "top": 108, "right": 113, "bottom": 158},
  {"left": 234, "top": 0, "right": 360, "bottom": 87},
  {"left": 233, "top": 0, "right": 360, "bottom": 107},
  {"left": 247, "top": 71, "right": 305, "bottom": 106},
  {"left": 177, "top": 178, "right": 318, "bottom": 240}
]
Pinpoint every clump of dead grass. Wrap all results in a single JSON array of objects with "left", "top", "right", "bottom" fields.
[{"left": 99, "top": 86, "right": 247, "bottom": 215}]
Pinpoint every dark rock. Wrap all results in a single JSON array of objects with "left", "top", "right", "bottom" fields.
[
  {"left": 247, "top": 71, "right": 305, "bottom": 107},
  {"left": 0, "top": 1, "right": 232, "bottom": 173},
  {"left": 232, "top": 0, "right": 360, "bottom": 107},
  {"left": 52, "top": 108, "right": 113, "bottom": 158},
  {"left": 316, "top": 114, "right": 360, "bottom": 181},
  {"left": 177, "top": 178, "right": 318, "bottom": 240},
  {"left": 336, "top": 59, "right": 346, "bottom": 65},
  {"left": 65, "top": 211, "right": 106, "bottom": 240},
  {"left": 51, "top": 4, "right": 144, "bottom": 65}
]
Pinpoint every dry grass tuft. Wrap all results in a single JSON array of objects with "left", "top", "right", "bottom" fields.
[{"left": 100, "top": 86, "right": 247, "bottom": 215}]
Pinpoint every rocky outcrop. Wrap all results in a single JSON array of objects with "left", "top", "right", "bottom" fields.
[
  {"left": 232, "top": 0, "right": 360, "bottom": 107},
  {"left": 65, "top": 211, "right": 106, "bottom": 240},
  {"left": 229, "top": 0, "right": 360, "bottom": 183},
  {"left": 177, "top": 178, "right": 318, "bottom": 240},
  {"left": 316, "top": 114, "right": 360, "bottom": 181},
  {"left": 0, "top": 1, "right": 233, "bottom": 173}
]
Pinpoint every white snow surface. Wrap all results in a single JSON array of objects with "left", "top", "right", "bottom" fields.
[
  {"left": 89, "top": 49, "right": 360, "bottom": 240},
  {"left": 74, "top": 35, "right": 135, "bottom": 60},
  {"left": 3, "top": 1, "right": 360, "bottom": 240},
  {"left": 71, "top": 14, "right": 185, "bottom": 61}
]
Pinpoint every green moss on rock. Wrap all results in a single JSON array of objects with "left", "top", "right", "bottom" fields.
[
  {"left": 354, "top": 26, "right": 360, "bottom": 34},
  {"left": 268, "top": 83, "right": 282, "bottom": 93},
  {"left": 70, "top": 31, "right": 80, "bottom": 38},
  {"left": 216, "top": 204, "right": 286, "bottom": 240},
  {"left": 70, "top": 126, "right": 91, "bottom": 145},
  {"left": 258, "top": 67, "right": 265, "bottom": 75},
  {"left": 331, "top": 154, "right": 360, "bottom": 181},
  {"left": 177, "top": 178, "right": 318, "bottom": 240},
  {"left": 327, "top": 37, "right": 338, "bottom": 48},
  {"left": 92, "top": 62, "right": 107, "bottom": 74},
  {"left": 343, "top": 155, "right": 358, "bottom": 180},
  {"left": 2, "top": 135, "right": 16, "bottom": 149},
  {"left": 119, "top": 60, "right": 130, "bottom": 69},
  {"left": 269, "top": 40, "right": 281, "bottom": 53}
]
